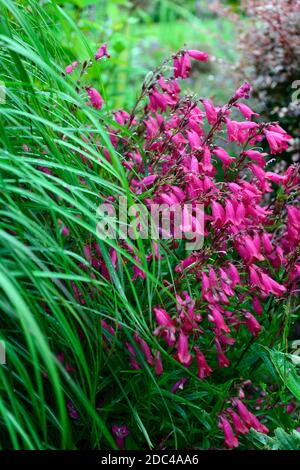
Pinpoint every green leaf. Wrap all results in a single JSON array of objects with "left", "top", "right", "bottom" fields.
[{"left": 269, "top": 350, "right": 300, "bottom": 401}]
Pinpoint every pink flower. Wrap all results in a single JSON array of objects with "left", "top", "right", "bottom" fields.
[
  {"left": 125, "top": 342, "right": 140, "bottom": 370},
  {"left": 286, "top": 403, "right": 295, "bottom": 414},
  {"left": 95, "top": 43, "right": 110, "bottom": 60},
  {"left": 173, "top": 53, "right": 191, "bottom": 79},
  {"left": 202, "top": 146, "right": 214, "bottom": 172},
  {"left": 65, "top": 64, "right": 74, "bottom": 75},
  {"left": 194, "top": 347, "right": 212, "bottom": 379},
  {"left": 175, "top": 253, "right": 199, "bottom": 273},
  {"left": 153, "top": 308, "right": 176, "bottom": 346},
  {"left": 58, "top": 219, "right": 69, "bottom": 237},
  {"left": 144, "top": 115, "right": 159, "bottom": 139},
  {"left": 213, "top": 147, "right": 235, "bottom": 168},
  {"left": 176, "top": 330, "right": 192, "bottom": 366},
  {"left": 233, "top": 399, "right": 269, "bottom": 434},
  {"left": 171, "top": 378, "right": 188, "bottom": 393},
  {"left": 112, "top": 425, "right": 130, "bottom": 449},
  {"left": 133, "top": 333, "right": 154, "bottom": 365},
  {"left": 233, "top": 82, "right": 251, "bottom": 100},
  {"left": 227, "top": 263, "right": 241, "bottom": 287},
  {"left": 211, "top": 200, "right": 225, "bottom": 228},
  {"left": 202, "top": 99, "right": 218, "bottom": 125},
  {"left": 187, "top": 49, "right": 209, "bottom": 62},
  {"left": 244, "top": 311, "right": 261, "bottom": 337},
  {"left": 208, "top": 307, "right": 230, "bottom": 334},
  {"left": 227, "top": 408, "right": 248, "bottom": 435},
  {"left": 154, "top": 351, "right": 163, "bottom": 376},
  {"left": 265, "top": 126, "right": 291, "bottom": 154},
  {"left": 243, "top": 150, "right": 267, "bottom": 167},
  {"left": 226, "top": 119, "right": 258, "bottom": 144},
  {"left": 65, "top": 61, "right": 79, "bottom": 75},
  {"left": 86, "top": 87, "right": 103, "bottom": 110},
  {"left": 253, "top": 296, "right": 263, "bottom": 315},
  {"left": 215, "top": 338, "right": 230, "bottom": 368},
  {"left": 235, "top": 103, "right": 258, "bottom": 120},
  {"left": 187, "top": 130, "right": 202, "bottom": 150},
  {"left": 260, "top": 272, "right": 286, "bottom": 296},
  {"left": 235, "top": 236, "right": 260, "bottom": 265},
  {"left": 149, "top": 88, "right": 174, "bottom": 112},
  {"left": 153, "top": 307, "right": 174, "bottom": 328},
  {"left": 224, "top": 200, "right": 237, "bottom": 225},
  {"left": 261, "top": 233, "right": 273, "bottom": 254},
  {"left": 114, "top": 110, "right": 131, "bottom": 125},
  {"left": 218, "top": 415, "right": 239, "bottom": 449}
]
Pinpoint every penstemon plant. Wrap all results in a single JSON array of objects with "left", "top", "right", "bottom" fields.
[
  {"left": 1, "top": 0, "right": 299, "bottom": 448},
  {"left": 63, "top": 46, "right": 300, "bottom": 448}
]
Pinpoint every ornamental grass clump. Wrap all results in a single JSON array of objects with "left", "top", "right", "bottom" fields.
[{"left": 0, "top": 0, "right": 299, "bottom": 450}]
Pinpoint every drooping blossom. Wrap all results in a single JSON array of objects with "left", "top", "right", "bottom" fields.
[
  {"left": 176, "top": 330, "right": 192, "bottom": 366},
  {"left": 187, "top": 49, "right": 209, "bottom": 62},
  {"left": 86, "top": 87, "right": 103, "bottom": 110},
  {"left": 112, "top": 425, "right": 130, "bottom": 449},
  {"left": 95, "top": 43, "right": 110, "bottom": 60},
  {"left": 65, "top": 61, "right": 79, "bottom": 75},
  {"left": 171, "top": 378, "right": 188, "bottom": 394},
  {"left": 218, "top": 415, "right": 239, "bottom": 449}
]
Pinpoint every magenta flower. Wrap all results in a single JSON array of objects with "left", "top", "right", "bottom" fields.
[
  {"left": 173, "top": 53, "right": 191, "bottom": 79},
  {"left": 86, "top": 87, "right": 103, "bottom": 110},
  {"left": 65, "top": 64, "right": 73, "bottom": 75},
  {"left": 133, "top": 333, "right": 154, "bottom": 366},
  {"left": 187, "top": 49, "right": 209, "bottom": 62},
  {"left": 202, "top": 99, "right": 218, "bottom": 125},
  {"left": 187, "top": 130, "right": 201, "bottom": 150},
  {"left": 227, "top": 408, "right": 248, "bottom": 435},
  {"left": 227, "top": 263, "right": 241, "bottom": 288},
  {"left": 153, "top": 307, "right": 176, "bottom": 347},
  {"left": 235, "top": 103, "right": 259, "bottom": 120},
  {"left": 95, "top": 43, "right": 110, "bottom": 60},
  {"left": 265, "top": 125, "right": 291, "bottom": 154},
  {"left": 211, "top": 200, "right": 225, "bottom": 228},
  {"left": 154, "top": 351, "right": 163, "bottom": 376},
  {"left": 233, "top": 399, "right": 269, "bottom": 434},
  {"left": 125, "top": 342, "right": 141, "bottom": 370},
  {"left": 208, "top": 307, "right": 230, "bottom": 334},
  {"left": 67, "top": 400, "right": 79, "bottom": 420},
  {"left": 243, "top": 149, "right": 267, "bottom": 167},
  {"left": 286, "top": 403, "right": 295, "bottom": 414},
  {"left": 244, "top": 311, "right": 261, "bottom": 337},
  {"left": 176, "top": 330, "right": 192, "bottom": 366},
  {"left": 213, "top": 147, "right": 235, "bottom": 168},
  {"left": 218, "top": 415, "right": 239, "bottom": 449},
  {"left": 215, "top": 338, "right": 230, "bottom": 368},
  {"left": 194, "top": 347, "right": 212, "bottom": 379},
  {"left": 252, "top": 296, "right": 263, "bottom": 315},
  {"left": 112, "top": 425, "right": 130, "bottom": 449},
  {"left": 65, "top": 61, "right": 79, "bottom": 75},
  {"left": 171, "top": 378, "right": 188, "bottom": 393},
  {"left": 233, "top": 82, "right": 251, "bottom": 100}
]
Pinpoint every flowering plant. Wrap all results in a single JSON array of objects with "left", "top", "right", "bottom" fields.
[
  {"left": 1, "top": 0, "right": 299, "bottom": 447},
  {"left": 63, "top": 45, "right": 300, "bottom": 448}
]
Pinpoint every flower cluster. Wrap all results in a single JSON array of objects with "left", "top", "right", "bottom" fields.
[{"left": 63, "top": 44, "right": 299, "bottom": 448}]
